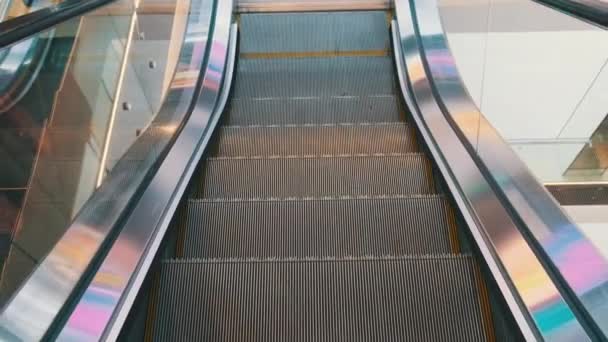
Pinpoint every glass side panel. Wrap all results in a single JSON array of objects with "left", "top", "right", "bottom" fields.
[
  {"left": 564, "top": 205, "right": 608, "bottom": 259},
  {"left": 438, "top": 0, "right": 608, "bottom": 336},
  {"left": 0, "top": 0, "right": 193, "bottom": 307},
  {"left": 439, "top": 0, "right": 608, "bottom": 184}
]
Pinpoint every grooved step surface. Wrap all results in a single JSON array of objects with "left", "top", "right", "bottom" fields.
[
  {"left": 182, "top": 196, "right": 454, "bottom": 258},
  {"left": 153, "top": 257, "right": 490, "bottom": 341},
  {"left": 210, "top": 123, "right": 417, "bottom": 157},
  {"left": 198, "top": 155, "right": 435, "bottom": 199},
  {"left": 149, "top": 9, "right": 497, "bottom": 342},
  {"left": 223, "top": 96, "right": 404, "bottom": 125},
  {"left": 233, "top": 56, "right": 396, "bottom": 98},
  {"left": 240, "top": 11, "right": 390, "bottom": 53}
]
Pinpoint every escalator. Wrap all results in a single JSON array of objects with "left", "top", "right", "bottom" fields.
[
  {"left": 144, "top": 10, "right": 504, "bottom": 340},
  {"left": 0, "top": 0, "right": 607, "bottom": 340}
]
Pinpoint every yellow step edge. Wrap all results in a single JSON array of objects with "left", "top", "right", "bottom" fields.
[
  {"left": 446, "top": 204, "right": 461, "bottom": 253},
  {"left": 144, "top": 272, "right": 161, "bottom": 342},
  {"left": 474, "top": 262, "right": 498, "bottom": 342}
]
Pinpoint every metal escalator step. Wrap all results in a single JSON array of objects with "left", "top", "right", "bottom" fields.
[
  {"left": 182, "top": 195, "right": 455, "bottom": 258},
  {"left": 153, "top": 256, "right": 490, "bottom": 341},
  {"left": 224, "top": 95, "right": 404, "bottom": 125},
  {"left": 233, "top": 56, "right": 397, "bottom": 98},
  {"left": 240, "top": 11, "right": 390, "bottom": 54},
  {"left": 197, "top": 154, "right": 435, "bottom": 198},
  {"left": 209, "top": 123, "right": 418, "bottom": 157}
]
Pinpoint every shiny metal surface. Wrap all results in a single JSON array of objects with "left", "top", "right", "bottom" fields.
[
  {"left": 393, "top": 0, "right": 591, "bottom": 340},
  {"left": 57, "top": 2, "right": 236, "bottom": 340},
  {"left": 0, "top": 0, "right": 217, "bottom": 340},
  {"left": 407, "top": 0, "right": 608, "bottom": 336},
  {"left": 236, "top": 0, "right": 391, "bottom": 12}
]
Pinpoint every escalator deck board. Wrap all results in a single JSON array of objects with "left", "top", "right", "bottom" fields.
[{"left": 153, "top": 257, "right": 490, "bottom": 342}]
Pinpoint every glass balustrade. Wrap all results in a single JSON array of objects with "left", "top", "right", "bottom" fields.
[
  {"left": 438, "top": 0, "right": 608, "bottom": 334},
  {"left": 0, "top": 0, "right": 198, "bottom": 307}
]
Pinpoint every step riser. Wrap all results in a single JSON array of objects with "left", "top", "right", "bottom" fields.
[
  {"left": 154, "top": 258, "right": 489, "bottom": 341},
  {"left": 182, "top": 197, "right": 455, "bottom": 258},
  {"left": 237, "top": 1, "right": 391, "bottom": 13},
  {"left": 233, "top": 57, "right": 397, "bottom": 99},
  {"left": 197, "top": 155, "right": 435, "bottom": 199},
  {"left": 210, "top": 124, "right": 418, "bottom": 157},
  {"left": 223, "top": 96, "right": 405, "bottom": 125},
  {"left": 240, "top": 12, "right": 390, "bottom": 54}
]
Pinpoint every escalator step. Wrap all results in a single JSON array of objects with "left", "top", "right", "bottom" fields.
[
  {"left": 233, "top": 56, "right": 397, "bottom": 99},
  {"left": 197, "top": 154, "right": 435, "bottom": 198},
  {"left": 209, "top": 123, "right": 418, "bottom": 157},
  {"left": 223, "top": 95, "right": 404, "bottom": 125},
  {"left": 181, "top": 195, "right": 455, "bottom": 258},
  {"left": 153, "top": 257, "right": 490, "bottom": 341},
  {"left": 240, "top": 11, "right": 390, "bottom": 54}
]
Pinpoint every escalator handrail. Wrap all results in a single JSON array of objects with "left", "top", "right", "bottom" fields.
[
  {"left": 395, "top": 0, "right": 608, "bottom": 339},
  {"left": 391, "top": 6, "right": 578, "bottom": 341},
  {"left": 55, "top": 5, "right": 237, "bottom": 340},
  {"left": 534, "top": 0, "right": 608, "bottom": 29},
  {"left": 0, "top": 0, "right": 115, "bottom": 48},
  {"left": 0, "top": 0, "right": 228, "bottom": 340}
]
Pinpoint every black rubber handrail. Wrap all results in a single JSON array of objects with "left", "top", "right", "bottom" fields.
[
  {"left": 535, "top": 0, "right": 608, "bottom": 29},
  {"left": 0, "top": 0, "right": 115, "bottom": 48}
]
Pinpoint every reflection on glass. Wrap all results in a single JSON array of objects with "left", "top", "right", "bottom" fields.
[
  {"left": 0, "top": 0, "right": 187, "bottom": 307},
  {"left": 439, "top": 0, "right": 608, "bottom": 184},
  {"left": 438, "top": 0, "right": 608, "bottom": 335},
  {"left": 567, "top": 115, "right": 608, "bottom": 179},
  {"left": 565, "top": 205, "right": 608, "bottom": 258}
]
